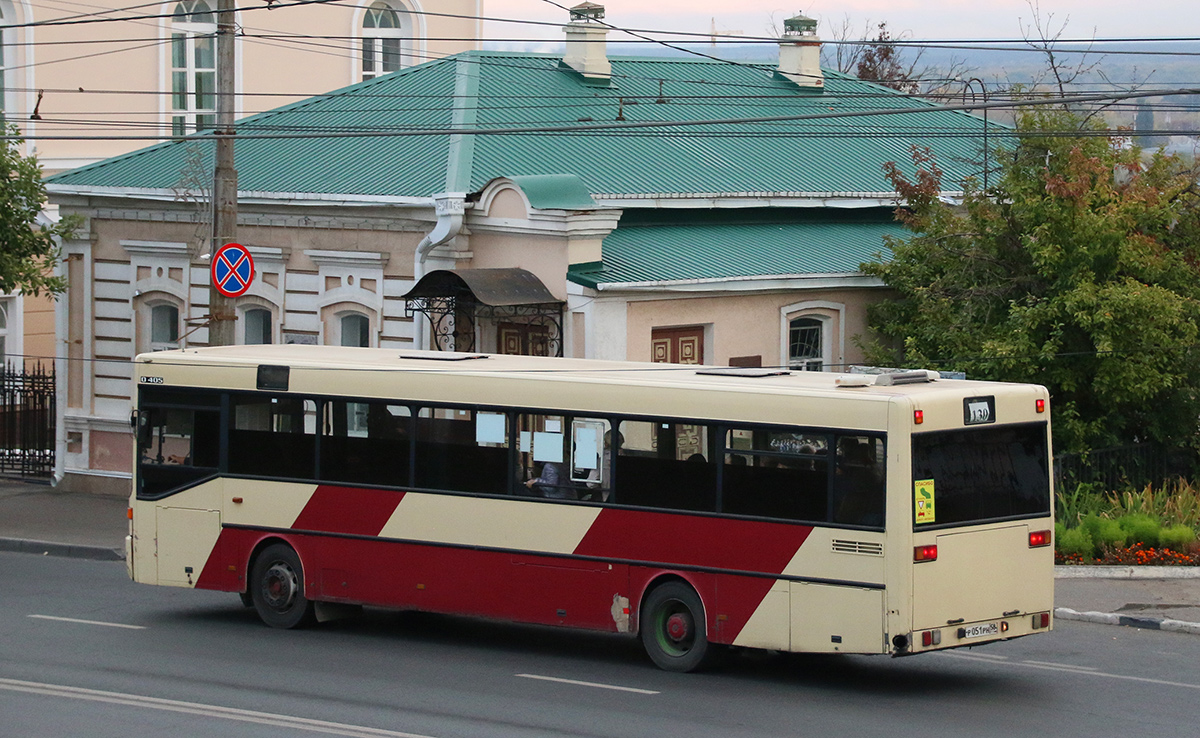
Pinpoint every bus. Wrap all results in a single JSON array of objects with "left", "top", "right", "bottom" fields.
[{"left": 128, "top": 345, "right": 1054, "bottom": 672}]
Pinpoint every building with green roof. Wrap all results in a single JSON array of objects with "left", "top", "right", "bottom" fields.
[{"left": 46, "top": 6, "right": 992, "bottom": 490}]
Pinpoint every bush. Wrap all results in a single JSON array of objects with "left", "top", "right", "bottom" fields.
[
  {"left": 1159, "top": 524, "right": 1196, "bottom": 552},
  {"left": 1058, "top": 526, "right": 1095, "bottom": 559},
  {"left": 1118, "top": 513, "right": 1161, "bottom": 547},
  {"left": 1081, "top": 514, "right": 1126, "bottom": 550}
]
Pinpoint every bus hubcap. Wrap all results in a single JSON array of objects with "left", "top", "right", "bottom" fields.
[
  {"left": 263, "top": 563, "right": 297, "bottom": 611},
  {"left": 666, "top": 613, "right": 690, "bottom": 642}
]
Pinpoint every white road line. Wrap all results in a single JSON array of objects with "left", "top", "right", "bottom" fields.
[
  {"left": 515, "top": 673, "right": 660, "bottom": 695},
  {"left": 1022, "top": 660, "right": 1100, "bottom": 671},
  {"left": 943, "top": 652, "right": 1009, "bottom": 661},
  {"left": 0, "top": 678, "right": 438, "bottom": 738},
  {"left": 941, "top": 653, "right": 1200, "bottom": 691},
  {"left": 27, "top": 614, "right": 147, "bottom": 630}
]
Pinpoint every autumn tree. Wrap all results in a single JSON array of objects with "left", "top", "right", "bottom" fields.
[
  {"left": 862, "top": 108, "right": 1200, "bottom": 454},
  {"left": 855, "top": 22, "right": 918, "bottom": 94},
  {"left": 0, "top": 124, "right": 80, "bottom": 296}
]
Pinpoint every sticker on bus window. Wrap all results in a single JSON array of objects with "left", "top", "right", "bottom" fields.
[{"left": 915, "top": 479, "right": 936, "bottom": 524}]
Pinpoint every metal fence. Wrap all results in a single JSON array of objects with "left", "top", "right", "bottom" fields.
[
  {"left": 0, "top": 363, "right": 55, "bottom": 478},
  {"left": 1053, "top": 443, "right": 1190, "bottom": 493}
]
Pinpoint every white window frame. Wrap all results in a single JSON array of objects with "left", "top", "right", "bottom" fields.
[
  {"left": 780, "top": 301, "right": 844, "bottom": 373},
  {"left": 361, "top": 1, "right": 407, "bottom": 80},
  {"left": 149, "top": 302, "right": 181, "bottom": 352},
  {"left": 339, "top": 311, "right": 371, "bottom": 347},
  {"left": 170, "top": 0, "right": 217, "bottom": 136}
]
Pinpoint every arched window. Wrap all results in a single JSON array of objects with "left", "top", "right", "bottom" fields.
[
  {"left": 362, "top": 2, "right": 404, "bottom": 80},
  {"left": 340, "top": 313, "right": 370, "bottom": 347},
  {"left": 170, "top": 0, "right": 216, "bottom": 135},
  {"left": 244, "top": 307, "right": 272, "bottom": 345},
  {"left": 150, "top": 304, "right": 180, "bottom": 352},
  {"left": 788, "top": 317, "right": 824, "bottom": 371}
]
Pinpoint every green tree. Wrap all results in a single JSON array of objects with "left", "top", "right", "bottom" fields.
[
  {"left": 0, "top": 124, "right": 80, "bottom": 296},
  {"left": 862, "top": 108, "right": 1200, "bottom": 454}
]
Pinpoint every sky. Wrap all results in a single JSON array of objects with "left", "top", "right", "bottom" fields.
[{"left": 481, "top": 0, "right": 1193, "bottom": 47}]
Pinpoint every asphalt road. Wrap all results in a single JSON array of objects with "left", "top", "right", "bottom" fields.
[{"left": 3, "top": 551, "right": 1198, "bottom": 738}]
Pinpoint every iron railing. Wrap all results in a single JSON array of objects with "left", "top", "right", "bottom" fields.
[
  {"left": 0, "top": 363, "right": 55, "bottom": 478},
  {"left": 1053, "top": 443, "right": 1191, "bottom": 493}
]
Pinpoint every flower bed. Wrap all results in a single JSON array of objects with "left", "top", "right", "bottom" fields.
[{"left": 1056, "top": 542, "right": 1200, "bottom": 566}]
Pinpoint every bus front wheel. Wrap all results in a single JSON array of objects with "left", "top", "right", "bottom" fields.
[
  {"left": 250, "top": 543, "right": 315, "bottom": 629},
  {"left": 640, "top": 581, "right": 711, "bottom": 672}
]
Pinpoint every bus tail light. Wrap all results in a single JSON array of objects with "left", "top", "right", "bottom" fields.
[
  {"left": 1036, "top": 399, "right": 1046, "bottom": 413},
  {"left": 1029, "top": 530, "right": 1051, "bottom": 548},
  {"left": 127, "top": 507, "right": 133, "bottom": 520},
  {"left": 1032, "top": 612, "right": 1051, "bottom": 629},
  {"left": 921, "top": 630, "right": 942, "bottom": 647},
  {"left": 913, "top": 410, "right": 924, "bottom": 425},
  {"left": 914, "top": 544, "right": 938, "bottom": 562}
]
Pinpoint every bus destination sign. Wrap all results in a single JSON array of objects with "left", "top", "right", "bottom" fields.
[{"left": 963, "top": 396, "right": 996, "bottom": 425}]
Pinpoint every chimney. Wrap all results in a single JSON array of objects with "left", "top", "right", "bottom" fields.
[
  {"left": 777, "top": 14, "right": 823, "bottom": 89},
  {"left": 562, "top": 2, "right": 611, "bottom": 81}
]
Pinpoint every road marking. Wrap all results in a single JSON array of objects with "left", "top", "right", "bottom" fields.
[
  {"left": 1022, "top": 660, "right": 1100, "bottom": 671},
  {"left": 28, "top": 614, "right": 147, "bottom": 630},
  {"left": 515, "top": 673, "right": 660, "bottom": 695},
  {"left": 941, "top": 652, "right": 1200, "bottom": 691},
  {"left": 0, "top": 678, "right": 438, "bottom": 738}
]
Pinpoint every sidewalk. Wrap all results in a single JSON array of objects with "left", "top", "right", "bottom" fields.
[{"left": 1, "top": 477, "right": 1198, "bottom": 634}]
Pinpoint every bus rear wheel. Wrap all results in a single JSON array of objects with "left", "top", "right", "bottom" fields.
[
  {"left": 640, "top": 581, "right": 711, "bottom": 672},
  {"left": 250, "top": 543, "right": 315, "bottom": 629}
]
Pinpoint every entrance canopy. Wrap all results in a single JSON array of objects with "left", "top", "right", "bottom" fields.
[{"left": 402, "top": 268, "right": 564, "bottom": 356}]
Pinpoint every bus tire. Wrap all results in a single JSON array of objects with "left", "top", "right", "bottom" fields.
[
  {"left": 640, "top": 581, "right": 710, "bottom": 672},
  {"left": 250, "top": 543, "right": 315, "bottom": 629}
]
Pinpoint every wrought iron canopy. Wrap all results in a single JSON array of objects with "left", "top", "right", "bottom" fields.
[{"left": 403, "top": 268, "right": 564, "bottom": 356}]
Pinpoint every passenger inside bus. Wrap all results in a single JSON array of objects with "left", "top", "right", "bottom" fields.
[
  {"left": 833, "top": 437, "right": 885, "bottom": 526},
  {"left": 525, "top": 462, "right": 575, "bottom": 499}
]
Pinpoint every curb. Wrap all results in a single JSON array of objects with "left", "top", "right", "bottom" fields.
[
  {"left": 0, "top": 537, "right": 123, "bottom": 562},
  {"left": 1055, "top": 607, "right": 1200, "bottom": 635},
  {"left": 1055, "top": 565, "right": 1200, "bottom": 579}
]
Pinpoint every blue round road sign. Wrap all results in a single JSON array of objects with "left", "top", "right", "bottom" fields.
[{"left": 212, "top": 242, "right": 255, "bottom": 298}]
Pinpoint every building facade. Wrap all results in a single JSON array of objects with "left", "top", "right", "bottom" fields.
[{"left": 47, "top": 9, "right": 992, "bottom": 492}]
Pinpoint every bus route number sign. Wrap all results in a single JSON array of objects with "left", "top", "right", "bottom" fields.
[
  {"left": 212, "top": 242, "right": 255, "bottom": 298},
  {"left": 963, "top": 396, "right": 996, "bottom": 426}
]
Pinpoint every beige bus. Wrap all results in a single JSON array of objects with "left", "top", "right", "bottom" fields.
[{"left": 129, "top": 345, "right": 1054, "bottom": 671}]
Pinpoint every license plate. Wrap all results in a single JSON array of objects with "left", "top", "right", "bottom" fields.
[{"left": 961, "top": 623, "right": 999, "bottom": 639}]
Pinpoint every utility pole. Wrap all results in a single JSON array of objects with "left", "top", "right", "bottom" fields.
[{"left": 209, "top": 0, "right": 238, "bottom": 346}]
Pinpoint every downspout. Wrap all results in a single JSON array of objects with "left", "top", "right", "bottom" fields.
[
  {"left": 49, "top": 213, "right": 68, "bottom": 488},
  {"left": 412, "top": 54, "right": 479, "bottom": 350}
]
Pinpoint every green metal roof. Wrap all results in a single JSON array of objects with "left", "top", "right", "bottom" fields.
[
  {"left": 507, "top": 174, "right": 596, "bottom": 209},
  {"left": 49, "top": 51, "right": 997, "bottom": 199},
  {"left": 568, "top": 208, "right": 903, "bottom": 287}
]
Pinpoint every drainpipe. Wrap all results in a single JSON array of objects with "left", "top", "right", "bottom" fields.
[{"left": 412, "top": 193, "right": 465, "bottom": 350}]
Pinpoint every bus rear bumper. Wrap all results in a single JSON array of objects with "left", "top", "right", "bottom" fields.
[{"left": 901, "top": 611, "right": 1053, "bottom": 655}]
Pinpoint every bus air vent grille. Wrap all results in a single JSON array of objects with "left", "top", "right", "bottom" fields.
[{"left": 831, "top": 539, "right": 884, "bottom": 556}]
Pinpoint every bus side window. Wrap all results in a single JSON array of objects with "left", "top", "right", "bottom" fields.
[
  {"left": 414, "top": 407, "right": 509, "bottom": 495},
  {"left": 722, "top": 429, "right": 829, "bottom": 522},
  {"left": 321, "top": 401, "right": 411, "bottom": 487},
  {"left": 228, "top": 395, "right": 317, "bottom": 480},
  {"left": 615, "top": 420, "right": 716, "bottom": 512},
  {"left": 832, "top": 435, "right": 885, "bottom": 527}
]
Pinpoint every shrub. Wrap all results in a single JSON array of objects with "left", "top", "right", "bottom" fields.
[
  {"left": 1055, "top": 483, "right": 1109, "bottom": 527},
  {"left": 1057, "top": 526, "right": 1095, "bottom": 559},
  {"left": 1159, "top": 524, "right": 1196, "bottom": 552},
  {"left": 1081, "top": 514, "right": 1125, "bottom": 550},
  {"left": 1118, "top": 513, "right": 1161, "bottom": 547}
]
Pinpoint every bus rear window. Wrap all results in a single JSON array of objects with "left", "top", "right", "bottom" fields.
[{"left": 912, "top": 423, "right": 1050, "bottom": 528}]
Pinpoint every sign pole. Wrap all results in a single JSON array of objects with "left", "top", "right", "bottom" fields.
[{"left": 209, "top": 0, "right": 238, "bottom": 346}]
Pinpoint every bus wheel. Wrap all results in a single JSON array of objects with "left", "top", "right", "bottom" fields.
[
  {"left": 250, "top": 543, "right": 315, "bottom": 629},
  {"left": 640, "top": 581, "right": 710, "bottom": 672}
]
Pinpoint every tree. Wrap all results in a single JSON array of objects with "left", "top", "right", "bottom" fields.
[
  {"left": 861, "top": 108, "right": 1200, "bottom": 454},
  {"left": 0, "top": 125, "right": 80, "bottom": 296},
  {"left": 855, "top": 22, "right": 918, "bottom": 94}
]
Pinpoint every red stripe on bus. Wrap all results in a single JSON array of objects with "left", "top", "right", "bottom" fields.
[
  {"left": 575, "top": 510, "right": 812, "bottom": 643},
  {"left": 573, "top": 509, "right": 812, "bottom": 574},
  {"left": 291, "top": 486, "right": 405, "bottom": 537}
]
